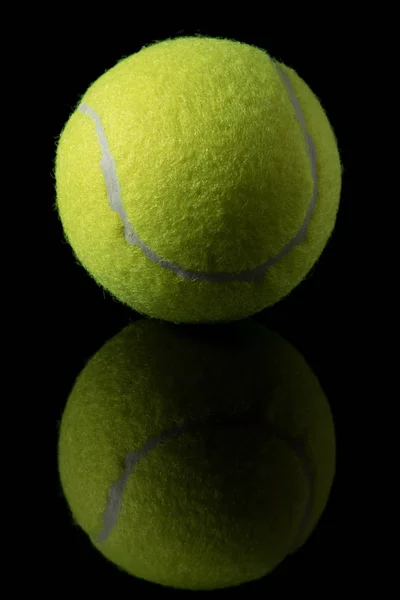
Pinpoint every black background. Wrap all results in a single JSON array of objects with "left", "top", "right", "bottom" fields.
[{"left": 44, "top": 21, "right": 365, "bottom": 596}]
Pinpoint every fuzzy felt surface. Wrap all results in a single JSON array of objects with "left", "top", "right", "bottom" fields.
[
  {"left": 58, "top": 319, "right": 335, "bottom": 590},
  {"left": 56, "top": 36, "right": 341, "bottom": 323}
]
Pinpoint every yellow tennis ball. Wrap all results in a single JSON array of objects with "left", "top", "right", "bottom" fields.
[
  {"left": 58, "top": 319, "right": 336, "bottom": 590},
  {"left": 56, "top": 36, "right": 341, "bottom": 323}
]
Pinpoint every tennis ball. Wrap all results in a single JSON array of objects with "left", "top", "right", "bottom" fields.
[
  {"left": 56, "top": 36, "right": 341, "bottom": 323},
  {"left": 58, "top": 319, "right": 335, "bottom": 591}
]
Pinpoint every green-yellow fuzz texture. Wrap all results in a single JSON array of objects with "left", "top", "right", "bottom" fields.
[
  {"left": 58, "top": 319, "right": 335, "bottom": 590},
  {"left": 56, "top": 36, "right": 341, "bottom": 323}
]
